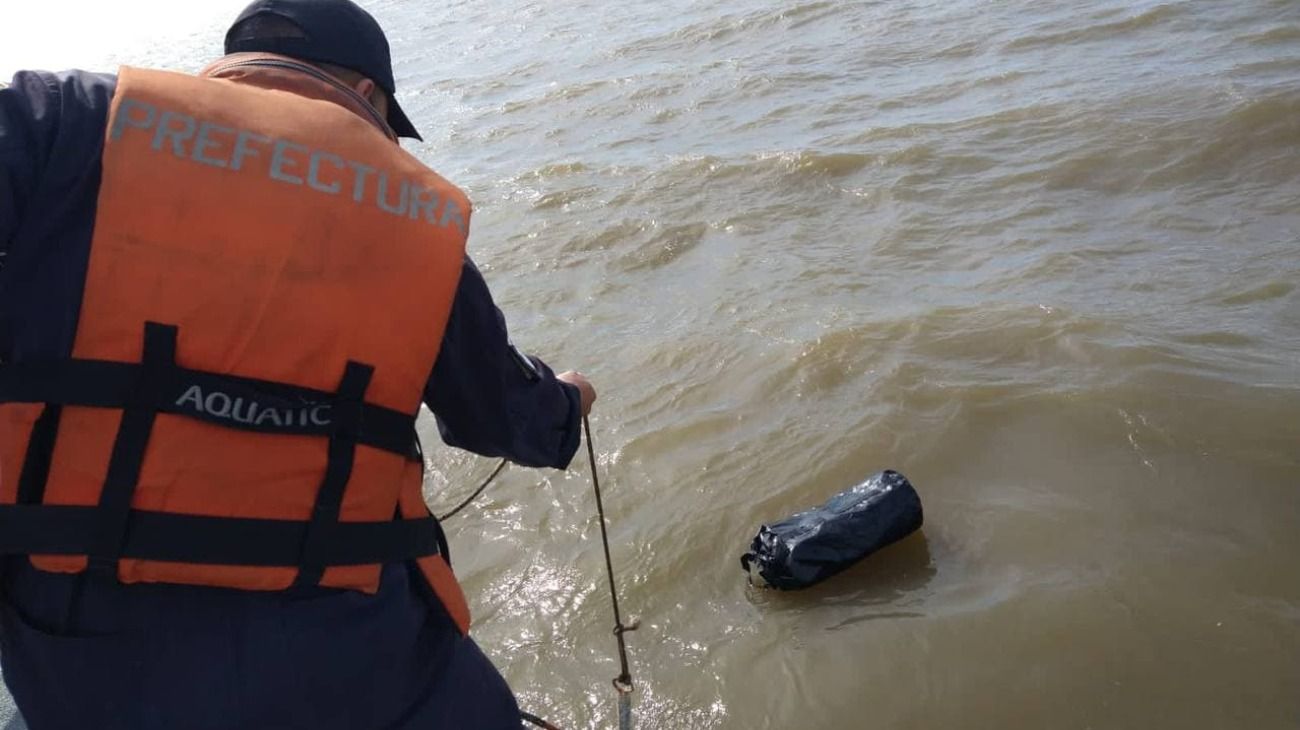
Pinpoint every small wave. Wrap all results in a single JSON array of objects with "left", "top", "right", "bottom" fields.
[
  {"left": 780, "top": 0, "right": 839, "bottom": 30},
  {"left": 1229, "top": 57, "right": 1300, "bottom": 80},
  {"left": 934, "top": 40, "right": 983, "bottom": 59},
  {"left": 732, "top": 103, "right": 803, "bottom": 132},
  {"left": 650, "top": 107, "right": 683, "bottom": 124},
  {"left": 496, "top": 78, "right": 613, "bottom": 116},
  {"left": 971, "top": 70, "right": 1031, "bottom": 89},
  {"left": 531, "top": 185, "right": 600, "bottom": 210},
  {"left": 1216, "top": 281, "right": 1296, "bottom": 306},
  {"left": 1040, "top": 144, "right": 1147, "bottom": 193},
  {"left": 1005, "top": 4, "right": 1181, "bottom": 52},
  {"left": 1215, "top": 93, "right": 1300, "bottom": 144},
  {"left": 779, "top": 1, "right": 835, "bottom": 21},
  {"left": 611, "top": 10, "right": 748, "bottom": 57},
  {"left": 772, "top": 148, "right": 925, "bottom": 178},
  {"left": 515, "top": 162, "right": 590, "bottom": 180},
  {"left": 776, "top": 150, "right": 876, "bottom": 177},
  {"left": 1141, "top": 92, "right": 1300, "bottom": 187},
  {"left": 625, "top": 80, "right": 688, "bottom": 102},
  {"left": 641, "top": 150, "right": 880, "bottom": 190},
  {"left": 760, "top": 305, "right": 1126, "bottom": 402},
  {"left": 905, "top": 101, "right": 1074, "bottom": 148},
  {"left": 615, "top": 221, "right": 709, "bottom": 272},
  {"left": 543, "top": 78, "right": 611, "bottom": 102},
  {"left": 1235, "top": 25, "right": 1300, "bottom": 46},
  {"left": 613, "top": 1, "right": 841, "bottom": 59},
  {"left": 1169, "top": 331, "right": 1258, "bottom": 348},
  {"left": 558, "top": 219, "right": 649, "bottom": 255}
]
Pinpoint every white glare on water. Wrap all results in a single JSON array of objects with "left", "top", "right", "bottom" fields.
[{"left": 0, "top": 0, "right": 251, "bottom": 78}]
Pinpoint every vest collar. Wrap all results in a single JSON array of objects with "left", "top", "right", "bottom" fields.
[{"left": 199, "top": 53, "right": 398, "bottom": 142}]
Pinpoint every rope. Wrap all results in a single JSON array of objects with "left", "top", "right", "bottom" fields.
[
  {"left": 438, "top": 458, "right": 566, "bottom": 730},
  {"left": 438, "top": 418, "right": 636, "bottom": 729},
  {"left": 437, "top": 458, "right": 508, "bottom": 521},
  {"left": 584, "top": 416, "right": 636, "bottom": 710},
  {"left": 520, "top": 710, "right": 564, "bottom": 729}
]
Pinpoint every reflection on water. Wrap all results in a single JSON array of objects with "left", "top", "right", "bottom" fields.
[{"left": 752, "top": 532, "right": 938, "bottom": 626}]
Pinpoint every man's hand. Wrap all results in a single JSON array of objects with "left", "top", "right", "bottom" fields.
[{"left": 557, "top": 371, "right": 596, "bottom": 417}]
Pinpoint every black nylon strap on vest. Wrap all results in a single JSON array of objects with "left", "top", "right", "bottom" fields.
[
  {"left": 0, "top": 359, "right": 418, "bottom": 459},
  {"left": 0, "top": 326, "right": 443, "bottom": 579},
  {"left": 16, "top": 404, "right": 61, "bottom": 505},
  {"left": 0, "top": 505, "right": 441, "bottom": 566},
  {"left": 88, "top": 322, "right": 174, "bottom": 576},
  {"left": 293, "top": 361, "right": 373, "bottom": 589}
]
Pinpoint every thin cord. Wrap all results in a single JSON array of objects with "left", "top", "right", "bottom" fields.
[
  {"left": 584, "top": 415, "right": 634, "bottom": 692},
  {"left": 520, "top": 710, "right": 564, "bottom": 730},
  {"left": 436, "top": 458, "right": 564, "bottom": 730},
  {"left": 438, "top": 458, "right": 509, "bottom": 521},
  {"left": 437, "top": 419, "right": 633, "bottom": 728}
]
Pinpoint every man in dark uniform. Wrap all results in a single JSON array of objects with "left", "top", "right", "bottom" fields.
[{"left": 0, "top": 1, "right": 594, "bottom": 727}]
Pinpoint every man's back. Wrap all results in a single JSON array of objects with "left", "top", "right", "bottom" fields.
[{"left": 0, "top": 43, "right": 587, "bottom": 730}]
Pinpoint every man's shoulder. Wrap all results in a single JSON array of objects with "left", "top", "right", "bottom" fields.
[
  {"left": 7, "top": 68, "right": 117, "bottom": 102},
  {"left": 3, "top": 69, "right": 116, "bottom": 139},
  {"left": 2, "top": 69, "right": 119, "bottom": 172}
]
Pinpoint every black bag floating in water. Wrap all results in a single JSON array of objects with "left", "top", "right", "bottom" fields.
[{"left": 741, "top": 470, "right": 923, "bottom": 590}]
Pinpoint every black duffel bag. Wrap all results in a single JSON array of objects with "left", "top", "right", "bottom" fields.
[{"left": 740, "top": 470, "right": 923, "bottom": 590}]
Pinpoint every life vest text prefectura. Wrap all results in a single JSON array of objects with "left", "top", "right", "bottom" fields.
[{"left": 110, "top": 97, "right": 467, "bottom": 232}]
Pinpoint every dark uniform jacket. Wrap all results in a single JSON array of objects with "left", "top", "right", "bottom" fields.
[{"left": 0, "top": 64, "right": 578, "bottom": 729}]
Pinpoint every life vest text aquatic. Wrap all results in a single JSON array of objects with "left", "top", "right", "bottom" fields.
[{"left": 0, "top": 65, "right": 473, "bottom": 633}]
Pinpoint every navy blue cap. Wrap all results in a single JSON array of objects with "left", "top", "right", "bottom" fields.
[{"left": 225, "top": 0, "right": 422, "bottom": 140}]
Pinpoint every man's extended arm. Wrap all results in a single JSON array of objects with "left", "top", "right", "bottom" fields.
[{"left": 424, "top": 257, "right": 584, "bottom": 469}]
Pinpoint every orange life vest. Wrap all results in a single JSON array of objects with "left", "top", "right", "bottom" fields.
[{"left": 0, "top": 63, "right": 473, "bottom": 633}]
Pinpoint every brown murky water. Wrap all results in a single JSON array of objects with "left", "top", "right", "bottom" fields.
[{"left": 3, "top": 0, "right": 1298, "bottom": 727}]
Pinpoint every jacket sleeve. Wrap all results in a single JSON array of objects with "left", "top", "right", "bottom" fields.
[
  {"left": 0, "top": 70, "right": 114, "bottom": 363},
  {"left": 424, "top": 257, "right": 582, "bottom": 469},
  {"left": 0, "top": 71, "right": 60, "bottom": 255}
]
